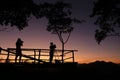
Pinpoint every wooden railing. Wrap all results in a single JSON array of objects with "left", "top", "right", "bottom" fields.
[{"left": 0, "top": 47, "right": 78, "bottom": 64}]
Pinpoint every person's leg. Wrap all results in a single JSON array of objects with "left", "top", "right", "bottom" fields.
[
  {"left": 15, "top": 55, "right": 18, "bottom": 63},
  {"left": 50, "top": 53, "right": 53, "bottom": 64},
  {"left": 19, "top": 54, "right": 22, "bottom": 63}
]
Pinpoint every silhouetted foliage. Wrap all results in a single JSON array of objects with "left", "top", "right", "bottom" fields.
[
  {"left": 46, "top": 1, "right": 82, "bottom": 36},
  {"left": 46, "top": 2, "right": 73, "bottom": 34},
  {"left": 90, "top": 0, "right": 120, "bottom": 44},
  {"left": 0, "top": 0, "right": 41, "bottom": 30},
  {"left": 0, "top": 0, "right": 81, "bottom": 35}
]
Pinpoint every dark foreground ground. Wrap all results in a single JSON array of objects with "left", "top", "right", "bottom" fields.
[{"left": 0, "top": 61, "right": 120, "bottom": 80}]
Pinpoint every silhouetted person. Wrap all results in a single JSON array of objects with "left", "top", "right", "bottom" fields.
[
  {"left": 49, "top": 42, "right": 56, "bottom": 64},
  {"left": 15, "top": 38, "right": 23, "bottom": 63}
]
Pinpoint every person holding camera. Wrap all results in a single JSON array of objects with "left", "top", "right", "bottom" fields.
[
  {"left": 49, "top": 42, "right": 56, "bottom": 64},
  {"left": 15, "top": 38, "right": 23, "bottom": 63}
]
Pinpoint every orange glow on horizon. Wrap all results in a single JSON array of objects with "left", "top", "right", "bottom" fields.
[{"left": 75, "top": 55, "right": 120, "bottom": 64}]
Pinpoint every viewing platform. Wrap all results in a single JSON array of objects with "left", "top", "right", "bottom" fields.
[{"left": 0, "top": 47, "right": 78, "bottom": 64}]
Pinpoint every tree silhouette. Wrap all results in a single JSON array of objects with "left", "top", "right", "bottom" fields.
[
  {"left": 90, "top": 0, "right": 120, "bottom": 44},
  {"left": 46, "top": 1, "right": 82, "bottom": 63}
]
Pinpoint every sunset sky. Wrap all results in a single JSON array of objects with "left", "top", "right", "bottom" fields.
[{"left": 0, "top": 0, "right": 120, "bottom": 64}]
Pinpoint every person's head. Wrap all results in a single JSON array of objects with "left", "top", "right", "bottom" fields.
[
  {"left": 17, "top": 38, "right": 23, "bottom": 45},
  {"left": 18, "top": 38, "right": 21, "bottom": 41},
  {"left": 50, "top": 42, "right": 53, "bottom": 45},
  {"left": 18, "top": 38, "right": 23, "bottom": 42}
]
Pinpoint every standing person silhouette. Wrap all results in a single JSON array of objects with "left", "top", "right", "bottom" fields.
[
  {"left": 49, "top": 42, "right": 56, "bottom": 64},
  {"left": 15, "top": 38, "right": 23, "bottom": 63}
]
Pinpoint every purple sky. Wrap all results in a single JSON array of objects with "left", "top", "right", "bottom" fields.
[{"left": 0, "top": 0, "right": 120, "bottom": 63}]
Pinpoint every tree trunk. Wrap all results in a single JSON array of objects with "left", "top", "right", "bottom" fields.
[{"left": 62, "top": 42, "right": 64, "bottom": 63}]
